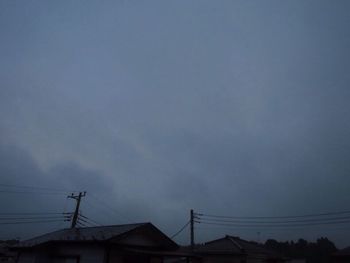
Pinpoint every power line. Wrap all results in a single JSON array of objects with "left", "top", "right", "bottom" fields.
[
  {"left": 56, "top": 196, "right": 70, "bottom": 229},
  {"left": 0, "top": 183, "right": 76, "bottom": 193},
  {"left": 197, "top": 210, "right": 350, "bottom": 220},
  {"left": 171, "top": 221, "right": 191, "bottom": 239},
  {"left": 197, "top": 220, "right": 350, "bottom": 228},
  {"left": 0, "top": 190, "right": 67, "bottom": 195},
  {"left": 0, "top": 212, "right": 69, "bottom": 215},
  {"left": 197, "top": 216, "right": 350, "bottom": 224},
  {"left": 0, "top": 220, "right": 67, "bottom": 225},
  {"left": 89, "top": 194, "right": 131, "bottom": 222},
  {"left": 89, "top": 194, "right": 130, "bottom": 221},
  {"left": 82, "top": 200, "right": 113, "bottom": 225},
  {"left": 79, "top": 214, "right": 102, "bottom": 226},
  {"left": 0, "top": 216, "right": 69, "bottom": 220},
  {"left": 77, "top": 217, "right": 96, "bottom": 227},
  {"left": 76, "top": 221, "right": 88, "bottom": 228},
  {"left": 194, "top": 209, "right": 350, "bottom": 239}
]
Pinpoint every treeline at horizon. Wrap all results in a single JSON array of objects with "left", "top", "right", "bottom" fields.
[{"left": 264, "top": 237, "right": 337, "bottom": 263}]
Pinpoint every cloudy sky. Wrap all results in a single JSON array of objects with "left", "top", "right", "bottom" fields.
[{"left": 1, "top": 0, "right": 350, "bottom": 247}]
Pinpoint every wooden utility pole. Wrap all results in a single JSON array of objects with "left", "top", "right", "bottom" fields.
[
  {"left": 190, "top": 209, "right": 194, "bottom": 249},
  {"left": 68, "top": 191, "right": 86, "bottom": 228}
]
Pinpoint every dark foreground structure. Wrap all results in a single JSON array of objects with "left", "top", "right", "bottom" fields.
[
  {"left": 12, "top": 224, "right": 288, "bottom": 263},
  {"left": 332, "top": 247, "right": 350, "bottom": 263},
  {"left": 192, "top": 235, "right": 287, "bottom": 263},
  {"left": 0, "top": 240, "right": 18, "bottom": 262},
  {"left": 12, "top": 223, "right": 194, "bottom": 263}
]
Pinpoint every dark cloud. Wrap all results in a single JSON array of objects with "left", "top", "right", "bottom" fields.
[
  {"left": 0, "top": 143, "right": 118, "bottom": 239},
  {"left": 1, "top": 0, "right": 350, "bottom": 248}
]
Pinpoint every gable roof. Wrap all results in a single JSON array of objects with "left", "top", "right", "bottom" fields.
[
  {"left": 194, "top": 236, "right": 244, "bottom": 254},
  {"left": 15, "top": 222, "right": 177, "bottom": 249},
  {"left": 194, "top": 235, "right": 282, "bottom": 258}
]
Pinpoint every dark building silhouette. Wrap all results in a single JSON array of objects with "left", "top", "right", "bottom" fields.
[
  {"left": 332, "top": 247, "right": 350, "bottom": 263},
  {"left": 191, "top": 235, "right": 286, "bottom": 263},
  {"left": 12, "top": 223, "right": 194, "bottom": 263}
]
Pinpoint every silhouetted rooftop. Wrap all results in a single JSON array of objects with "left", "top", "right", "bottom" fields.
[
  {"left": 15, "top": 223, "right": 148, "bottom": 248},
  {"left": 194, "top": 235, "right": 283, "bottom": 259}
]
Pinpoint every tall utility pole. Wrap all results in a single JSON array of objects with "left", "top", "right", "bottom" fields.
[
  {"left": 190, "top": 209, "right": 194, "bottom": 249},
  {"left": 68, "top": 191, "right": 86, "bottom": 228}
]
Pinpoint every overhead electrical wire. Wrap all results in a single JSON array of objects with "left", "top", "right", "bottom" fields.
[
  {"left": 0, "top": 183, "right": 77, "bottom": 193},
  {"left": 197, "top": 220, "right": 350, "bottom": 228},
  {"left": 171, "top": 221, "right": 191, "bottom": 239},
  {"left": 77, "top": 217, "right": 93, "bottom": 226},
  {"left": 89, "top": 194, "right": 132, "bottom": 222},
  {"left": 82, "top": 200, "right": 115, "bottom": 225},
  {"left": 0, "top": 190, "right": 67, "bottom": 195},
  {"left": 0, "top": 183, "right": 104, "bottom": 228},
  {"left": 196, "top": 210, "right": 350, "bottom": 219},
  {"left": 196, "top": 216, "right": 350, "bottom": 224},
  {"left": 0, "top": 212, "right": 70, "bottom": 215},
  {"left": 56, "top": 196, "right": 71, "bottom": 229},
  {"left": 79, "top": 214, "right": 102, "bottom": 226},
  {"left": 0, "top": 220, "right": 68, "bottom": 225},
  {"left": 77, "top": 217, "right": 95, "bottom": 227},
  {"left": 0, "top": 216, "right": 69, "bottom": 220},
  {"left": 0, "top": 183, "right": 134, "bottom": 230},
  {"left": 194, "top": 210, "right": 350, "bottom": 229},
  {"left": 0, "top": 213, "right": 71, "bottom": 227},
  {"left": 0, "top": 183, "right": 127, "bottom": 228},
  {"left": 76, "top": 221, "right": 88, "bottom": 228}
]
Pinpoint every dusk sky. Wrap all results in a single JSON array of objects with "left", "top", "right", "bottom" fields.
[{"left": 1, "top": 0, "right": 350, "bottom": 247}]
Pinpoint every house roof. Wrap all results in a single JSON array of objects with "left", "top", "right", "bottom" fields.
[
  {"left": 194, "top": 235, "right": 282, "bottom": 258},
  {"left": 15, "top": 222, "right": 177, "bottom": 249},
  {"left": 194, "top": 236, "right": 243, "bottom": 254},
  {"left": 0, "top": 243, "right": 17, "bottom": 258}
]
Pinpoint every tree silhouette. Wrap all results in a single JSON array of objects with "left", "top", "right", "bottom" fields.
[{"left": 264, "top": 237, "right": 337, "bottom": 263}]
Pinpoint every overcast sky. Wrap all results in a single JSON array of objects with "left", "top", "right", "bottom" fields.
[{"left": 1, "top": 0, "right": 350, "bottom": 247}]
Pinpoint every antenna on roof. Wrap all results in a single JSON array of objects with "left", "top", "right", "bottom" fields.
[{"left": 68, "top": 192, "right": 86, "bottom": 228}]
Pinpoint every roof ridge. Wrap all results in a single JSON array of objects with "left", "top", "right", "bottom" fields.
[
  {"left": 72, "top": 222, "right": 149, "bottom": 230},
  {"left": 17, "top": 222, "right": 150, "bottom": 245},
  {"left": 226, "top": 236, "right": 243, "bottom": 251},
  {"left": 204, "top": 237, "right": 227, "bottom": 245},
  {"left": 19, "top": 228, "right": 67, "bottom": 244}
]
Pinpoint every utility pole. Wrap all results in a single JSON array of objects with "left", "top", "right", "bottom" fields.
[
  {"left": 190, "top": 209, "right": 194, "bottom": 249},
  {"left": 68, "top": 191, "right": 86, "bottom": 228}
]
